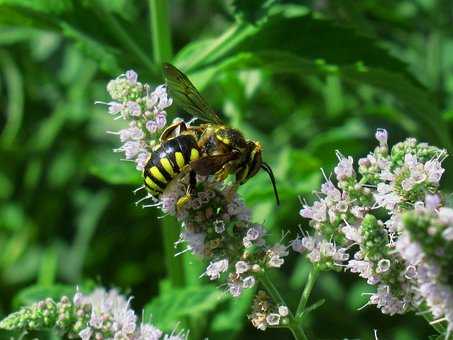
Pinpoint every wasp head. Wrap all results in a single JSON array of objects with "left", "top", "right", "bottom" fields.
[{"left": 236, "top": 141, "right": 280, "bottom": 206}]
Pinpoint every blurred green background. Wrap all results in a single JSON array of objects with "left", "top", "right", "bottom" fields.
[{"left": 1, "top": 0, "right": 453, "bottom": 339}]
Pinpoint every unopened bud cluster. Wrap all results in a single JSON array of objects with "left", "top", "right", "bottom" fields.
[
  {"left": 295, "top": 129, "right": 451, "bottom": 334},
  {"left": 0, "top": 288, "right": 186, "bottom": 340}
]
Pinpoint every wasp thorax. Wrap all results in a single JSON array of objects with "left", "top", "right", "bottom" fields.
[{"left": 214, "top": 127, "right": 247, "bottom": 149}]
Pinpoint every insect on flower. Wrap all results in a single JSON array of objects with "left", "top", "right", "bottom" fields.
[{"left": 142, "top": 63, "right": 280, "bottom": 207}]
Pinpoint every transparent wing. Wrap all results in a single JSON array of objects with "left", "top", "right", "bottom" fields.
[{"left": 163, "top": 63, "right": 223, "bottom": 124}]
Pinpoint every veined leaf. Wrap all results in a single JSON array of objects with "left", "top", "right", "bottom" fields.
[
  {"left": 191, "top": 51, "right": 445, "bottom": 146},
  {"left": 143, "top": 285, "right": 226, "bottom": 332}
]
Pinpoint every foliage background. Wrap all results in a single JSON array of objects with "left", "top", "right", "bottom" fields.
[{"left": 1, "top": 0, "right": 452, "bottom": 339}]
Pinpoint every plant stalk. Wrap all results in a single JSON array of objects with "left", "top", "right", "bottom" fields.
[
  {"left": 296, "top": 267, "right": 319, "bottom": 319},
  {"left": 258, "top": 270, "right": 309, "bottom": 340},
  {"left": 149, "top": 0, "right": 173, "bottom": 64},
  {"left": 148, "top": 0, "right": 185, "bottom": 290},
  {"left": 99, "top": 6, "right": 158, "bottom": 77}
]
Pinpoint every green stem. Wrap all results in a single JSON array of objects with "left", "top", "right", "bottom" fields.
[
  {"left": 161, "top": 218, "right": 185, "bottom": 287},
  {"left": 420, "top": 308, "right": 447, "bottom": 335},
  {"left": 149, "top": 0, "right": 173, "bottom": 63},
  {"left": 148, "top": 0, "right": 186, "bottom": 290},
  {"left": 296, "top": 267, "right": 319, "bottom": 319},
  {"left": 258, "top": 270, "right": 309, "bottom": 340},
  {"left": 98, "top": 4, "right": 158, "bottom": 76}
]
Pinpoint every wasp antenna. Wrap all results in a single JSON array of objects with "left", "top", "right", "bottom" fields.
[{"left": 261, "top": 162, "right": 280, "bottom": 206}]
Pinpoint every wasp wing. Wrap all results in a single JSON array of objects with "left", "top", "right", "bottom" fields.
[
  {"left": 190, "top": 152, "right": 239, "bottom": 176},
  {"left": 163, "top": 63, "right": 223, "bottom": 124}
]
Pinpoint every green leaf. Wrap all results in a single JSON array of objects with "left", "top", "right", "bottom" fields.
[
  {"left": 202, "top": 50, "right": 444, "bottom": 146},
  {"left": 0, "top": 0, "right": 73, "bottom": 14},
  {"left": 60, "top": 22, "right": 121, "bottom": 75},
  {"left": 231, "top": 0, "right": 278, "bottom": 23},
  {"left": 0, "top": 27, "right": 41, "bottom": 45},
  {"left": 177, "top": 12, "right": 446, "bottom": 146},
  {"left": 143, "top": 285, "right": 226, "bottom": 332},
  {"left": 88, "top": 149, "right": 141, "bottom": 185},
  {"left": 13, "top": 285, "right": 75, "bottom": 308},
  {"left": 209, "top": 288, "right": 253, "bottom": 339},
  {"left": 0, "top": 50, "right": 24, "bottom": 148}
]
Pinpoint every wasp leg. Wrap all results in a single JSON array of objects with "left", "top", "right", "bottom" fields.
[
  {"left": 176, "top": 170, "right": 197, "bottom": 208},
  {"left": 214, "top": 161, "right": 237, "bottom": 182},
  {"left": 225, "top": 182, "right": 240, "bottom": 203}
]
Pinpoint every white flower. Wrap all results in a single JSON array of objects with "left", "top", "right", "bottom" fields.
[
  {"left": 136, "top": 152, "right": 150, "bottom": 171},
  {"left": 181, "top": 230, "right": 205, "bottom": 256},
  {"left": 266, "top": 313, "right": 281, "bottom": 326},
  {"left": 136, "top": 323, "right": 162, "bottom": 340},
  {"left": 374, "top": 183, "right": 400, "bottom": 210},
  {"left": 228, "top": 282, "right": 242, "bottom": 297},
  {"left": 369, "top": 285, "right": 407, "bottom": 315},
  {"left": 125, "top": 70, "right": 138, "bottom": 84},
  {"left": 424, "top": 159, "right": 444, "bottom": 184},
  {"left": 334, "top": 155, "right": 354, "bottom": 181},
  {"left": 375, "top": 128, "right": 388, "bottom": 146},
  {"left": 126, "top": 100, "right": 142, "bottom": 117},
  {"left": 146, "top": 120, "right": 158, "bottom": 133},
  {"left": 300, "top": 201, "right": 327, "bottom": 222},
  {"left": 79, "top": 327, "right": 92, "bottom": 340},
  {"left": 442, "top": 227, "right": 453, "bottom": 241},
  {"left": 108, "top": 101, "right": 123, "bottom": 115},
  {"left": 242, "top": 276, "right": 256, "bottom": 289},
  {"left": 348, "top": 260, "right": 379, "bottom": 284},
  {"left": 341, "top": 223, "right": 362, "bottom": 243},
  {"left": 77, "top": 289, "right": 137, "bottom": 338},
  {"left": 376, "top": 259, "right": 391, "bottom": 273},
  {"left": 278, "top": 305, "right": 289, "bottom": 317},
  {"left": 235, "top": 261, "right": 250, "bottom": 274},
  {"left": 213, "top": 220, "right": 225, "bottom": 234},
  {"left": 438, "top": 207, "right": 453, "bottom": 225},
  {"left": 205, "top": 259, "right": 229, "bottom": 280},
  {"left": 425, "top": 194, "right": 441, "bottom": 210}
]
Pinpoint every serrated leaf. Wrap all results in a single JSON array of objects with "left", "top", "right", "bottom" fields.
[
  {"left": 13, "top": 285, "right": 75, "bottom": 308},
  {"left": 143, "top": 285, "right": 226, "bottom": 332},
  {"left": 201, "top": 51, "right": 441, "bottom": 144}
]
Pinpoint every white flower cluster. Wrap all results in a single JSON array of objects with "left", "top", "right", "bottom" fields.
[
  {"left": 295, "top": 129, "right": 451, "bottom": 335},
  {"left": 100, "top": 71, "right": 290, "bottom": 330},
  {"left": 75, "top": 288, "right": 178, "bottom": 340},
  {"left": 0, "top": 288, "right": 186, "bottom": 340},
  {"left": 248, "top": 290, "right": 290, "bottom": 331},
  {"left": 100, "top": 70, "right": 172, "bottom": 170},
  {"left": 396, "top": 207, "right": 453, "bottom": 335},
  {"left": 168, "top": 178, "right": 287, "bottom": 299}
]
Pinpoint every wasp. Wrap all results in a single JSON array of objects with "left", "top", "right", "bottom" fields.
[{"left": 142, "top": 63, "right": 279, "bottom": 207}]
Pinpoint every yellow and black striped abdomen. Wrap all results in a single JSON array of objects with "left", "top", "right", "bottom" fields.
[{"left": 143, "top": 134, "right": 200, "bottom": 195}]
